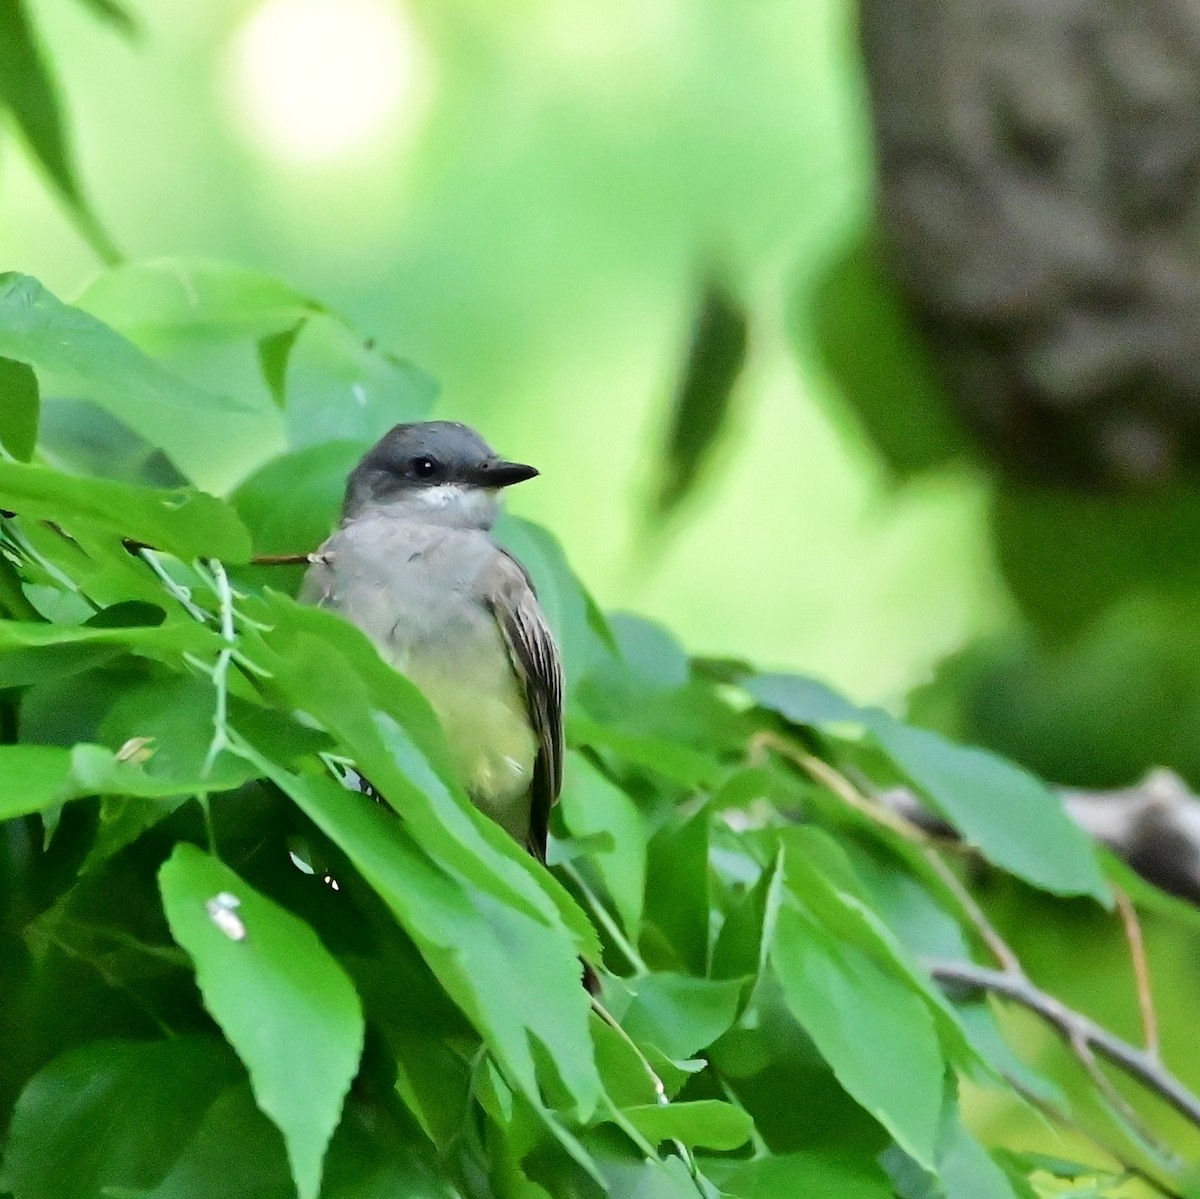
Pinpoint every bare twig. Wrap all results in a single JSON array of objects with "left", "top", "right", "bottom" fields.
[
  {"left": 753, "top": 739, "right": 1200, "bottom": 1141},
  {"left": 1006, "top": 1075, "right": 1187, "bottom": 1199},
  {"left": 1115, "top": 888, "right": 1159, "bottom": 1059},
  {"left": 924, "top": 958, "right": 1200, "bottom": 1131},
  {"left": 124, "top": 536, "right": 316, "bottom": 566}
]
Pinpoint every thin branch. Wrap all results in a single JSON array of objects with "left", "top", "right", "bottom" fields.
[
  {"left": 1115, "top": 888, "right": 1159, "bottom": 1059},
  {"left": 923, "top": 958, "right": 1200, "bottom": 1131},
  {"left": 124, "top": 536, "right": 316, "bottom": 567},
  {"left": 561, "top": 860, "right": 649, "bottom": 976},
  {"left": 1006, "top": 1075, "right": 1187, "bottom": 1199},
  {"left": 920, "top": 848, "right": 1022, "bottom": 974}
]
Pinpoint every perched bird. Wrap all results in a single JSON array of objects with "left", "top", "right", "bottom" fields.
[{"left": 302, "top": 421, "right": 563, "bottom": 860}]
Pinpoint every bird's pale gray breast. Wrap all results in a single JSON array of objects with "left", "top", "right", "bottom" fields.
[{"left": 303, "top": 511, "right": 538, "bottom": 840}]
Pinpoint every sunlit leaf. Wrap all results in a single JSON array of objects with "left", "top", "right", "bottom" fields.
[
  {"left": 159, "top": 845, "right": 365, "bottom": 1199},
  {"left": 621, "top": 1099, "right": 754, "bottom": 1150},
  {"left": 0, "top": 461, "right": 252, "bottom": 561},
  {"left": 723, "top": 1151, "right": 894, "bottom": 1198},
  {"left": 771, "top": 901, "right": 944, "bottom": 1168},
  {"left": 0, "top": 273, "right": 275, "bottom": 486}
]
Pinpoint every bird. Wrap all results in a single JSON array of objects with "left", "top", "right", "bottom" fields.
[{"left": 301, "top": 421, "right": 563, "bottom": 861}]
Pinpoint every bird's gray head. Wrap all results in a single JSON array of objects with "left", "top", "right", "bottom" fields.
[{"left": 342, "top": 421, "right": 538, "bottom": 529}]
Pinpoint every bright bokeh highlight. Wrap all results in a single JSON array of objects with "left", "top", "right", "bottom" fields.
[{"left": 224, "top": 0, "right": 427, "bottom": 165}]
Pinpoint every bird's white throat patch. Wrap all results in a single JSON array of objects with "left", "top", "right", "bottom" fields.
[{"left": 409, "top": 483, "right": 500, "bottom": 528}]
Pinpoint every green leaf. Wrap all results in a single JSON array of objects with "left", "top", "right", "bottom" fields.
[
  {"left": 2, "top": 1036, "right": 242, "bottom": 1199},
  {"left": 742, "top": 672, "right": 863, "bottom": 726},
  {"left": 136, "top": 1084, "right": 292, "bottom": 1199},
  {"left": 643, "top": 806, "right": 710, "bottom": 975},
  {"left": 231, "top": 440, "right": 362, "bottom": 561},
  {"left": 744, "top": 670, "right": 1110, "bottom": 904},
  {"left": 282, "top": 313, "right": 437, "bottom": 451},
  {"left": 771, "top": 902, "right": 944, "bottom": 1168},
  {"left": 246, "top": 754, "right": 602, "bottom": 1122},
  {"left": 654, "top": 274, "right": 748, "bottom": 517},
  {"left": 617, "top": 972, "right": 745, "bottom": 1060},
  {"left": 0, "top": 355, "right": 38, "bottom": 459},
  {"left": 867, "top": 713, "right": 1109, "bottom": 903},
  {"left": 621, "top": 1100, "right": 754, "bottom": 1150},
  {"left": 724, "top": 1151, "right": 894, "bottom": 1198},
  {"left": 0, "top": 3, "right": 116, "bottom": 260},
  {"left": 258, "top": 322, "right": 305, "bottom": 407},
  {"left": 0, "top": 460, "right": 252, "bottom": 561},
  {"left": 0, "top": 273, "right": 275, "bottom": 487},
  {"left": 159, "top": 844, "right": 365, "bottom": 1199},
  {"left": 559, "top": 753, "right": 646, "bottom": 936},
  {"left": 0, "top": 740, "right": 256, "bottom": 819},
  {"left": 78, "top": 259, "right": 320, "bottom": 349}
]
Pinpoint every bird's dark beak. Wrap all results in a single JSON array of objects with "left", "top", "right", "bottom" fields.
[{"left": 470, "top": 459, "right": 539, "bottom": 488}]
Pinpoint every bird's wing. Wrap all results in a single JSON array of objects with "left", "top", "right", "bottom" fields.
[{"left": 481, "top": 548, "right": 564, "bottom": 861}]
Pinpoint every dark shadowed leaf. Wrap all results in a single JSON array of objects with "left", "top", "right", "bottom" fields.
[
  {"left": 159, "top": 845, "right": 365, "bottom": 1199},
  {"left": 68, "top": 0, "right": 137, "bottom": 37},
  {"left": 0, "top": 4, "right": 117, "bottom": 260},
  {"left": 810, "top": 238, "right": 964, "bottom": 478},
  {"left": 136, "top": 1084, "right": 292, "bottom": 1199},
  {"left": 2, "top": 1036, "right": 242, "bottom": 1199},
  {"left": 258, "top": 321, "right": 305, "bottom": 407},
  {"left": 0, "top": 355, "right": 38, "bottom": 459},
  {"left": 654, "top": 275, "right": 748, "bottom": 517},
  {"left": 231, "top": 440, "right": 362, "bottom": 561}
]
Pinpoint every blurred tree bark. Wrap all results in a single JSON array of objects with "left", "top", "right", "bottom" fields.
[{"left": 860, "top": 0, "right": 1200, "bottom": 487}]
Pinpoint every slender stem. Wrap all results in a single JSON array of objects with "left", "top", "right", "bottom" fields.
[
  {"left": 923, "top": 958, "right": 1200, "bottom": 1130},
  {"left": 920, "top": 849, "right": 1021, "bottom": 974},
  {"left": 561, "top": 860, "right": 649, "bottom": 976},
  {"left": 197, "top": 559, "right": 235, "bottom": 777},
  {"left": 1115, "top": 888, "right": 1159, "bottom": 1059},
  {"left": 139, "top": 548, "right": 208, "bottom": 622},
  {"left": 1006, "top": 1075, "right": 1187, "bottom": 1199}
]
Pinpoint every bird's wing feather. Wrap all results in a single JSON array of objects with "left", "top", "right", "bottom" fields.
[{"left": 482, "top": 548, "right": 564, "bottom": 860}]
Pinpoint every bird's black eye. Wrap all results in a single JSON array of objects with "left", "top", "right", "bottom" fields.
[{"left": 411, "top": 456, "right": 438, "bottom": 478}]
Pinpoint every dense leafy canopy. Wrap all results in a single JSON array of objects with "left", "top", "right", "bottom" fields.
[{"left": 2, "top": 264, "right": 1197, "bottom": 1199}]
